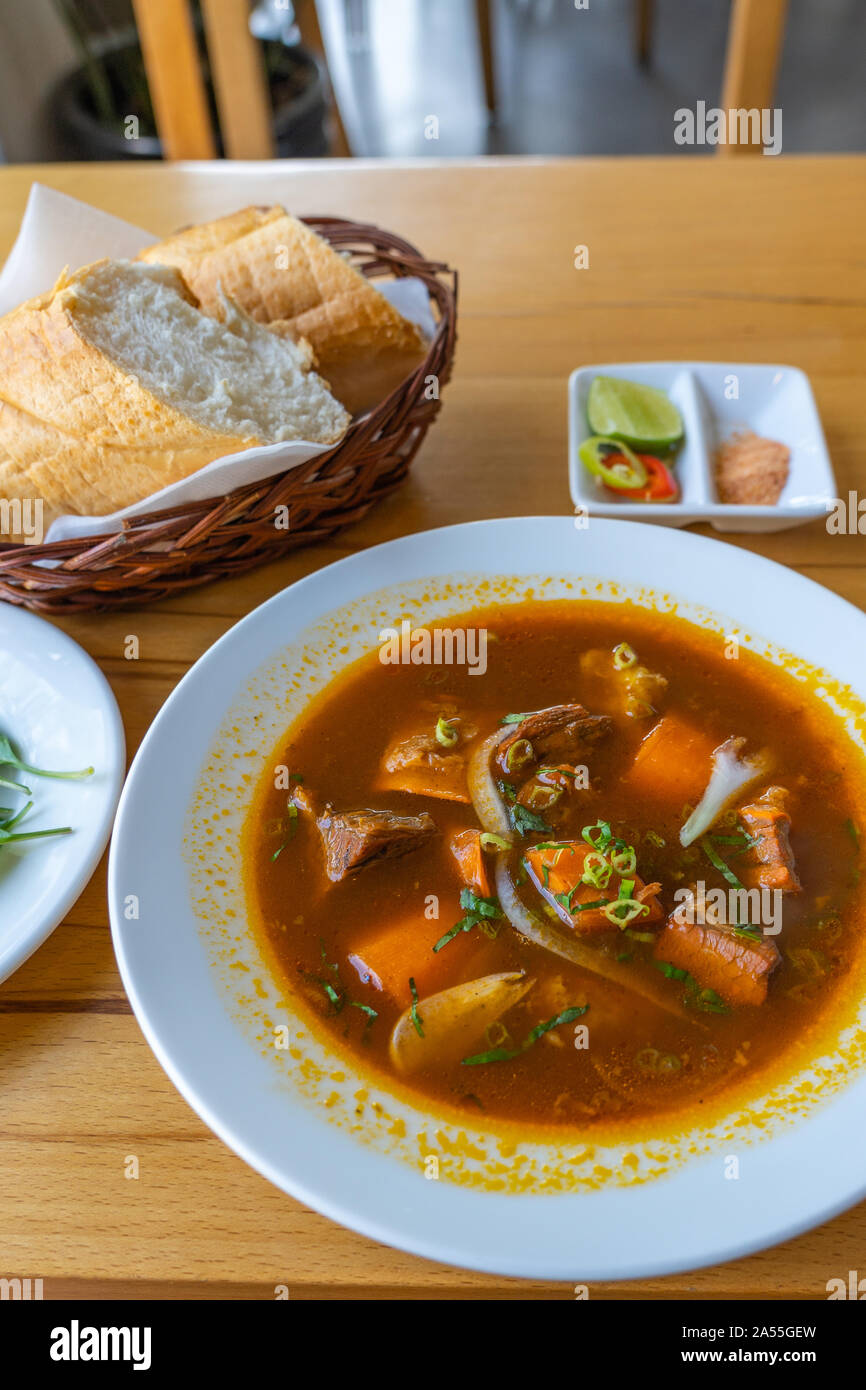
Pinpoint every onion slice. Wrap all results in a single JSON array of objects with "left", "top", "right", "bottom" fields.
[
  {"left": 495, "top": 859, "right": 692, "bottom": 1022},
  {"left": 679, "top": 737, "right": 771, "bottom": 847},
  {"left": 389, "top": 971, "right": 534, "bottom": 1075},
  {"left": 467, "top": 727, "right": 514, "bottom": 844}
]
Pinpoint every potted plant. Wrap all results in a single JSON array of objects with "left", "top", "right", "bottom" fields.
[{"left": 49, "top": 0, "right": 329, "bottom": 160}]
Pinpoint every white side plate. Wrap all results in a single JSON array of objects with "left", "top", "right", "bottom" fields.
[{"left": 0, "top": 605, "right": 125, "bottom": 983}]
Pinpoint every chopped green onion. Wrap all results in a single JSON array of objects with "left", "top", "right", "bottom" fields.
[
  {"left": 613, "top": 642, "right": 638, "bottom": 670},
  {"left": 581, "top": 850, "right": 612, "bottom": 889},
  {"left": 479, "top": 831, "right": 510, "bottom": 852},
  {"left": 503, "top": 737, "right": 534, "bottom": 772},
  {"left": 435, "top": 715, "right": 459, "bottom": 748}
]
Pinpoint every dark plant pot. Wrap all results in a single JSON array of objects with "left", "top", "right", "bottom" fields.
[{"left": 50, "top": 34, "right": 329, "bottom": 161}]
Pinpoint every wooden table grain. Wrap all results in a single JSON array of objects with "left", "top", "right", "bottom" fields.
[{"left": 1, "top": 157, "right": 864, "bottom": 1301}]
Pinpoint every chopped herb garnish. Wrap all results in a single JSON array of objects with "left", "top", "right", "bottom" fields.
[
  {"left": 301, "top": 942, "right": 378, "bottom": 1032},
  {"left": 462, "top": 1004, "right": 588, "bottom": 1066},
  {"left": 459, "top": 887, "right": 501, "bottom": 919},
  {"left": 653, "top": 960, "right": 730, "bottom": 1014},
  {"left": 409, "top": 977, "right": 424, "bottom": 1037},
  {"left": 498, "top": 780, "right": 551, "bottom": 836},
  {"left": 846, "top": 819, "right": 860, "bottom": 849},
  {"left": 701, "top": 836, "right": 745, "bottom": 891},
  {"left": 434, "top": 889, "right": 503, "bottom": 951},
  {"left": 347, "top": 1001, "right": 378, "bottom": 1040},
  {"left": 581, "top": 820, "right": 614, "bottom": 852},
  {"left": 500, "top": 713, "right": 529, "bottom": 725},
  {"left": 655, "top": 961, "right": 689, "bottom": 982},
  {"left": 270, "top": 800, "right": 300, "bottom": 860},
  {"left": 432, "top": 917, "right": 474, "bottom": 952}
]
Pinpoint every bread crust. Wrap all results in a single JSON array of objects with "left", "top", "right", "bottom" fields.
[
  {"left": 140, "top": 207, "right": 427, "bottom": 413},
  {"left": 0, "top": 262, "right": 267, "bottom": 538}
]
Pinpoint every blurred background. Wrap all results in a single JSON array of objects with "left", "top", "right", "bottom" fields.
[{"left": 0, "top": 0, "right": 863, "bottom": 164}]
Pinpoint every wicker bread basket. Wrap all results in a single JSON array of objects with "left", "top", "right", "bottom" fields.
[{"left": 0, "top": 217, "right": 457, "bottom": 614}]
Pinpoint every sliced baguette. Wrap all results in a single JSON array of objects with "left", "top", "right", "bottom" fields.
[
  {"left": 0, "top": 258, "right": 349, "bottom": 539},
  {"left": 139, "top": 207, "right": 427, "bottom": 414}
]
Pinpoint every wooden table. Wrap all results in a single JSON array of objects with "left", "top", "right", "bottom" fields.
[{"left": 1, "top": 156, "right": 865, "bottom": 1300}]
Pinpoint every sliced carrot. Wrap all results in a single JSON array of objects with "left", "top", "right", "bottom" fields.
[
  {"left": 450, "top": 828, "right": 490, "bottom": 897},
  {"left": 524, "top": 840, "right": 663, "bottom": 934},
  {"left": 625, "top": 713, "right": 718, "bottom": 807},
  {"left": 348, "top": 909, "right": 488, "bottom": 1008}
]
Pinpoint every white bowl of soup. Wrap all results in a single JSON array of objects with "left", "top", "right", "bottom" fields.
[{"left": 109, "top": 518, "right": 866, "bottom": 1280}]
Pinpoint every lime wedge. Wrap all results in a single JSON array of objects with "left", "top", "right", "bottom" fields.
[{"left": 587, "top": 376, "right": 684, "bottom": 450}]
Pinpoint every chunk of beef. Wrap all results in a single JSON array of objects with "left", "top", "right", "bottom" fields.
[
  {"left": 655, "top": 907, "right": 780, "bottom": 1007},
  {"left": 579, "top": 648, "right": 668, "bottom": 718},
  {"left": 316, "top": 805, "right": 437, "bottom": 882},
  {"left": 497, "top": 703, "right": 612, "bottom": 773},
  {"left": 379, "top": 732, "right": 470, "bottom": 802},
  {"left": 738, "top": 787, "right": 800, "bottom": 893}
]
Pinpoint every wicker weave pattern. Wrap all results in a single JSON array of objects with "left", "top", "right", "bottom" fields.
[{"left": 0, "top": 217, "right": 457, "bottom": 613}]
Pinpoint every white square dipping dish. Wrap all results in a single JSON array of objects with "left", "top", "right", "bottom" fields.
[{"left": 568, "top": 361, "right": 838, "bottom": 533}]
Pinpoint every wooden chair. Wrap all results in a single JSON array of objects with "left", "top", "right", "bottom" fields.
[
  {"left": 131, "top": 0, "right": 273, "bottom": 158},
  {"left": 476, "top": 0, "right": 497, "bottom": 117},
  {"left": 292, "top": 0, "right": 351, "bottom": 155},
  {"left": 635, "top": 0, "right": 790, "bottom": 155},
  {"left": 719, "top": 0, "right": 790, "bottom": 154}
]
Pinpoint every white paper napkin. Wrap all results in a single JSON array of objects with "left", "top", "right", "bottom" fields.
[{"left": 0, "top": 185, "right": 435, "bottom": 544}]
